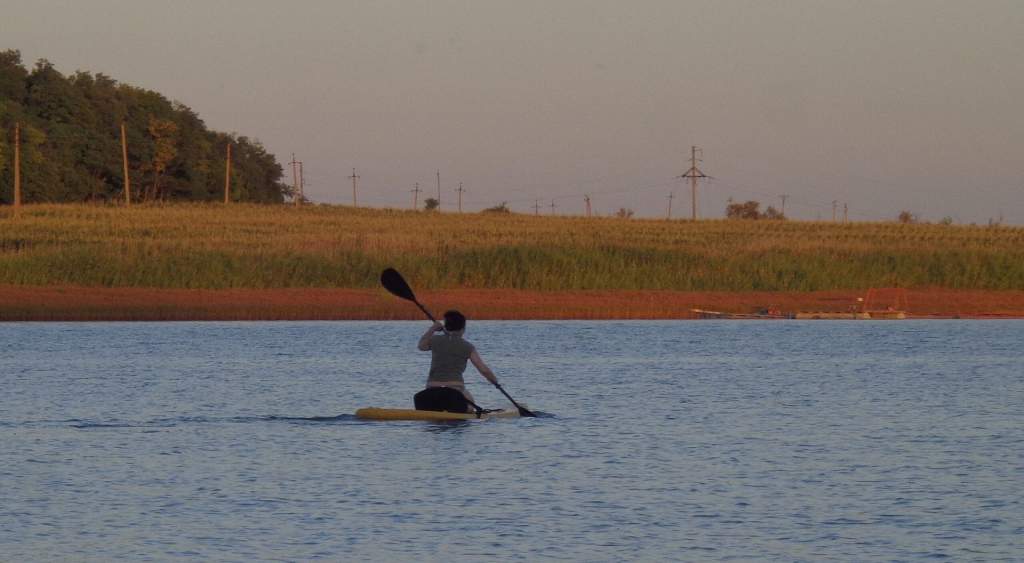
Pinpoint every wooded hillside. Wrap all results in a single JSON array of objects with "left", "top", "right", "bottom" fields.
[{"left": 0, "top": 50, "right": 288, "bottom": 204}]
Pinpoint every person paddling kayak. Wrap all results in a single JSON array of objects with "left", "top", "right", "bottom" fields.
[{"left": 417, "top": 310, "right": 498, "bottom": 411}]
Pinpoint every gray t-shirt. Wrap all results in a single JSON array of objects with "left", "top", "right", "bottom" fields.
[{"left": 427, "top": 334, "right": 476, "bottom": 383}]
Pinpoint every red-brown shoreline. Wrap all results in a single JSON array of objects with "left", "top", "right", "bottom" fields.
[{"left": 2, "top": 285, "right": 1023, "bottom": 321}]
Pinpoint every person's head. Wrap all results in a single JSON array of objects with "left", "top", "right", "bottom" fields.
[{"left": 443, "top": 310, "right": 466, "bottom": 333}]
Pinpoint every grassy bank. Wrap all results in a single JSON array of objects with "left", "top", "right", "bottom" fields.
[{"left": 1, "top": 203, "right": 1022, "bottom": 291}]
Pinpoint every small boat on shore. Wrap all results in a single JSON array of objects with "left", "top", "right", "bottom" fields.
[{"left": 691, "top": 308, "right": 795, "bottom": 320}]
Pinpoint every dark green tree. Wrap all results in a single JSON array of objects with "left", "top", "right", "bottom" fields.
[{"left": 0, "top": 53, "right": 288, "bottom": 204}]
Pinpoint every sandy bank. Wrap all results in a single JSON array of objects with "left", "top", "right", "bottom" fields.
[{"left": 2, "top": 286, "right": 1022, "bottom": 321}]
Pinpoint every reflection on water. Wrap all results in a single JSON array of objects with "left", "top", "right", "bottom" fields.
[{"left": 1, "top": 320, "right": 1022, "bottom": 561}]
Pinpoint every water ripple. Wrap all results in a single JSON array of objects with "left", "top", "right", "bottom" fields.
[{"left": 1, "top": 320, "right": 1022, "bottom": 561}]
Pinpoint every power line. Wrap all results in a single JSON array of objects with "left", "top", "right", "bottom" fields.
[
  {"left": 411, "top": 182, "right": 421, "bottom": 209},
  {"left": 713, "top": 177, "right": 881, "bottom": 221},
  {"left": 678, "top": 146, "right": 709, "bottom": 220},
  {"left": 462, "top": 178, "right": 677, "bottom": 208},
  {"left": 290, "top": 153, "right": 302, "bottom": 205},
  {"left": 349, "top": 168, "right": 360, "bottom": 207}
]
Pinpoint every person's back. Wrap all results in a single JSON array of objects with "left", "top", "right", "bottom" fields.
[
  {"left": 427, "top": 331, "right": 475, "bottom": 384},
  {"left": 416, "top": 310, "right": 499, "bottom": 411}
]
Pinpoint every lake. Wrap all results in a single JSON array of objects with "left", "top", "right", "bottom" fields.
[{"left": 2, "top": 320, "right": 1022, "bottom": 561}]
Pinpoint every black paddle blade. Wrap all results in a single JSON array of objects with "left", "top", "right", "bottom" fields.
[
  {"left": 494, "top": 383, "right": 537, "bottom": 417},
  {"left": 380, "top": 268, "right": 417, "bottom": 302}
]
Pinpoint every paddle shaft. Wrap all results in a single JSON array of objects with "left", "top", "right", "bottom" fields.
[
  {"left": 493, "top": 383, "right": 535, "bottom": 417},
  {"left": 414, "top": 301, "right": 443, "bottom": 331}
]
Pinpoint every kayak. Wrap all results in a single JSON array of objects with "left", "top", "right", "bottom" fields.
[{"left": 355, "top": 407, "right": 521, "bottom": 421}]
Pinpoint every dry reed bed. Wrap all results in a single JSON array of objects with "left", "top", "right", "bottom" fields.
[{"left": 1, "top": 203, "right": 1022, "bottom": 291}]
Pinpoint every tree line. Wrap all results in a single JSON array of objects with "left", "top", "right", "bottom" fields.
[
  {"left": 725, "top": 199, "right": 785, "bottom": 220},
  {"left": 0, "top": 50, "right": 289, "bottom": 204}
]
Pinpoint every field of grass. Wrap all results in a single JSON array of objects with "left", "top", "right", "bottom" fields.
[{"left": 1, "top": 203, "right": 1022, "bottom": 291}]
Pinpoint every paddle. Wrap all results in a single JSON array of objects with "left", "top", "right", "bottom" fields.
[
  {"left": 491, "top": 383, "right": 537, "bottom": 418},
  {"left": 380, "top": 267, "right": 440, "bottom": 326},
  {"left": 380, "top": 267, "right": 537, "bottom": 417}
]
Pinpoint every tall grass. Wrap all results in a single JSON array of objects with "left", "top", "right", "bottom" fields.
[{"left": 1, "top": 203, "right": 1022, "bottom": 291}]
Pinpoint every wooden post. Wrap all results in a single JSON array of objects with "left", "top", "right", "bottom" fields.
[
  {"left": 290, "top": 153, "right": 299, "bottom": 206},
  {"left": 224, "top": 142, "right": 232, "bottom": 203},
  {"left": 120, "top": 122, "right": 131, "bottom": 205},
  {"left": 13, "top": 122, "right": 21, "bottom": 209}
]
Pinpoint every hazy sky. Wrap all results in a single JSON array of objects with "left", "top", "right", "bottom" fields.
[{"left": 6, "top": 1, "right": 1023, "bottom": 223}]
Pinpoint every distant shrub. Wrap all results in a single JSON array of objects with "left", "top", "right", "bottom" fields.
[
  {"left": 725, "top": 200, "right": 785, "bottom": 220},
  {"left": 898, "top": 210, "right": 918, "bottom": 224},
  {"left": 482, "top": 202, "right": 511, "bottom": 214}
]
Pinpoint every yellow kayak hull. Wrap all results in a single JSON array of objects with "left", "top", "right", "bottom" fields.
[{"left": 355, "top": 407, "right": 521, "bottom": 421}]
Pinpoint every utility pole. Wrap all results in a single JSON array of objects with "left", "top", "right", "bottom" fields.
[
  {"left": 532, "top": 199, "right": 541, "bottom": 216},
  {"left": 436, "top": 169, "right": 441, "bottom": 211},
  {"left": 120, "top": 122, "right": 130, "bottom": 206},
  {"left": 290, "top": 153, "right": 300, "bottom": 206},
  {"left": 584, "top": 194, "right": 592, "bottom": 218},
  {"left": 779, "top": 194, "right": 789, "bottom": 217},
  {"left": 298, "top": 161, "right": 305, "bottom": 204},
  {"left": 349, "top": 168, "right": 360, "bottom": 207},
  {"left": 832, "top": 200, "right": 838, "bottom": 221},
  {"left": 549, "top": 199, "right": 557, "bottom": 215},
  {"left": 667, "top": 192, "right": 674, "bottom": 219},
  {"left": 843, "top": 203, "right": 848, "bottom": 223},
  {"left": 678, "top": 146, "right": 708, "bottom": 220},
  {"left": 223, "top": 142, "right": 232, "bottom": 204},
  {"left": 455, "top": 182, "right": 465, "bottom": 212},
  {"left": 411, "top": 182, "right": 421, "bottom": 209},
  {"left": 13, "top": 122, "right": 22, "bottom": 209}
]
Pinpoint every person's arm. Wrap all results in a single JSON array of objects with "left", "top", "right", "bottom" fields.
[
  {"left": 418, "top": 321, "right": 443, "bottom": 351},
  {"left": 469, "top": 350, "right": 499, "bottom": 386}
]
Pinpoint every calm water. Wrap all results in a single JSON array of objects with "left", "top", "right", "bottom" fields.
[{"left": 1, "top": 320, "right": 1022, "bottom": 561}]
